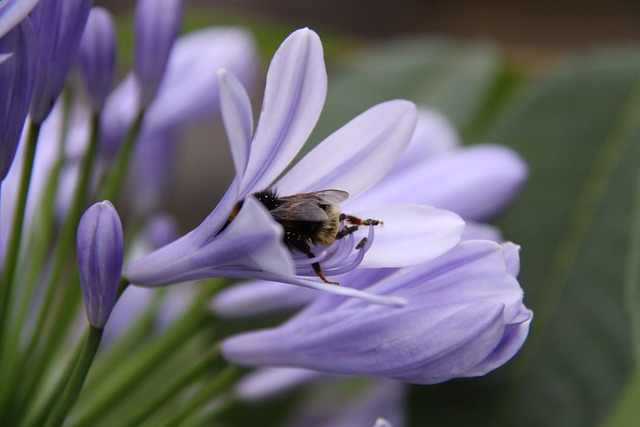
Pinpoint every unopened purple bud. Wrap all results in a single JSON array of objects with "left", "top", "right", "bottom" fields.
[
  {"left": 77, "top": 201, "right": 124, "bottom": 328},
  {"left": 78, "top": 6, "right": 116, "bottom": 113},
  {"left": 30, "top": 0, "right": 91, "bottom": 123},
  {"left": 134, "top": 0, "right": 183, "bottom": 108},
  {"left": 0, "top": 17, "right": 37, "bottom": 182}
]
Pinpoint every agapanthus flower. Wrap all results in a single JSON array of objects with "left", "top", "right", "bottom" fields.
[
  {"left": 125, "top": 28, "right": 465, "bottom": 305},
  {"left": 29, "top": 0, "right": 91, "bottom": 123},
  {"left": 0, "top": 16, "right": 37, "bottom": 181},
  {"left": 222, "top": 240, "right": 532, "bottom": 384},
  {"left": 77, "top": 201, "right": 124, "bottom": 329},
  {"left": 211, "top": 108, "right": 527, "bottom": 318}
]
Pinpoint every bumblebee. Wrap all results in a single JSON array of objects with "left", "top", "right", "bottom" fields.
[{"left": 222, "top": 188, "right": 381, "bottom": 285}]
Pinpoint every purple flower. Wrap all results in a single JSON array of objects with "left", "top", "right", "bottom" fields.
[
  {"left": 77, "top": 6, "right": 116, "bottom": 113},
  {"left": 29, "top": 0, "right": 91, "bottom": 123},
  {"left": 0, "top": 16, "right": 37, "bottom": 181},
  {"left": 211, "top": 108, "right": 526, "bottom": 318},
  {"left": 221, "top": 240, "right": 532, "bottom": 384},
  {"left": 134, "top": 0, "right": 183, "bottom": 108},
  {"left": 77, "top": 201, "right": 124, "bottom": 328},
  {"left": 125, "top": 29, "right": 465, "bottom": 305},
  {"left": 0, "top": 0, "right": 40, "bottom": 39}
]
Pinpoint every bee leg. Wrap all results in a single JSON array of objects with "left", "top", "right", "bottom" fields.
[
  {"left": 309, "top": 254, "right": 340, "bottom": 286},
  {"left": 340, "top": 214, "right": 382, "bottom": 226},
  {"left": 288, "top": 235, "right": 340, "bottom": 285}
]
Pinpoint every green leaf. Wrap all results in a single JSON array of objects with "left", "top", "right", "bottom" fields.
[{"left": 488, "top": 49, "right": 640, "bottom": 426}]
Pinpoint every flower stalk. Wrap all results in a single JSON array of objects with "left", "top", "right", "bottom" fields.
[{"left": 44, "top": 326, "right": 104, "bottom": 427}]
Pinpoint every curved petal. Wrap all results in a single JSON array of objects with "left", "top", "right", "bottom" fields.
[
  {"left": 239, "top": 28, "right": 327, "bottom": 195},
  {"left": 0, "top": 0, "right": 40, "bottom": 39},
  {"left": 218, "top": 68, "right": 253, "bottom": 182},
  {"left": 125, "top": 196, "right": 293, "bottom": 286},
  {"left": 348, "top": 205, "right": 464, "bottom": 268},
  {"left": 276, "top": 100, "right": 417, "bottom": 199}
]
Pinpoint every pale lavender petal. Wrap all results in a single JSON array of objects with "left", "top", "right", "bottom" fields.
[
  {"left": 235, "top": 367, "right": 323, "bottom": 402},
  {"left": 0, "top": 17, "right": 37, "bottom": 181},
  {"left": 218, "top": 68, "right": 253, "bottom": 182},
  {"left": 134, "top": 0, "right": 183, "bottom": 107},
  {"left": 348, "top": 205, "right": 464, "bottom": 268},
  {"left": 239, "top": 28, "right": 326, "bottom": 195},
  {"left": 276, "top": 100, "right": 417, "bottom": 199},
  {"left": 222, "top": 240, "right": 530, "bottom": 384},
  {"left": 347, "top": 144, "right": 526, "bottom": 222},
  {"left": 125, "top": 196, "right": 293, "bottom": 286},
  {"left": 389, "top": 107, "right": 459, "bottom": 174},
  {"left": 0, "top": 0, "right": 40, "bottom": 39},
  {"left": 462, "top": 221, "right": 503, "bottom": 242},
  {"left": 211, "top": 281, "right": 314, "bottom": 319},
  {"left": 501, "top": 241, "right": 521, "bottom": 276},
  {"left": 78, "top": 6, "right": 116, "bottom": 112},
  {"left": 464, "top": 305, "right": 532, "bottom": 376}
]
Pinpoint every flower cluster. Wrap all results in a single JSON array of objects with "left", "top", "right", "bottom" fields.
[{"left": 0, "top": 1, "right": 531, "bottom": 425}]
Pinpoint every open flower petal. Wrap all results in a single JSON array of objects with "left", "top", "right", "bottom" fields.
[
  {"left": 0, "top": 0, "right": 40, "bottom": 39},
  {"left": 350, "top": 144, "right": 527, "bottom": 221},
  {"left": 222, "top": 240, "right": 531, "bottom": 384},
  {"left": 218, "top": 68, "right": 254, "bottom": 181},
  {"left": 239, "top": 28, "right": 326, "bottom": 195},
  {"left": 276, "top": 100, "right": 417, "bottom": 199},
  {"left": 350, "top": 205, "right": 465, "bottom": 268},
  {"left": 125, "top": 197, "right": 293, "bottom": 286}
]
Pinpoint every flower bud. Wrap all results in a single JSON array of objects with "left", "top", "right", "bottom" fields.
[
  {"left": 134, "top": 0, "right": 183, "bottom": 108},
  {"left": 77, "top": 201, "right": 124, "bottom": 328},
  {"left": 78, "top": 6, "right": 116, "bottom": 113}
]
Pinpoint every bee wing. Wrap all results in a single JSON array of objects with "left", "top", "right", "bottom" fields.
[
  {"left": 308, "top": 189, "right": 350, "bottom": 204},
  {"left": 270, "top": 199, "right": 330, "bottom": 221}
]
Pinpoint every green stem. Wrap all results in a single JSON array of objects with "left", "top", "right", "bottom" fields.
[
  {"left": 44, "top": 326, "right": 104, "bottom": 427},
  {"left": 154, "top": 363, "right": 244, "bottom": 427},
  {"left": 119, "top": 350, "right": 223, "bottom": 427},
  {"left": 100, "top": 110, "right": 144, "bottom": 202},
  {"left": 7, "top": 113, "right": 103, "bottom": 416},
  {"left": 0, "top": 121, "right": 41, "bottom": 347},
  {"left": 71, "top": 309, "right": 211, "bottom": 427}
]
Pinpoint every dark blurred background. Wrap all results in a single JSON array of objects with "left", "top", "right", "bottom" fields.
[{"left": 99, "top": 0, "right": 640, "bottom": 45}]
